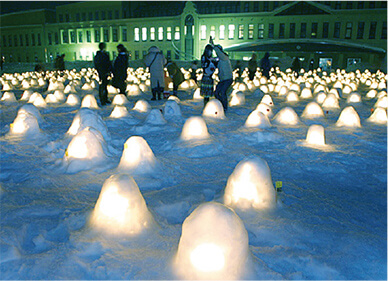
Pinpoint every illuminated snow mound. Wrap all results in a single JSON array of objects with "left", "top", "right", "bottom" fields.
[
  {"left": 81, "top": 94, "right": 99, "bottom": 109},
  {"left": 9, "top": 110, "right": 40, "bottom": 135},
  {"left": 20, "top": 90, "right": 33, "bottom": 101},
  {"left": 1, "top": 92, "right": 17, "bottom": 103},
  {"left": 347, "top": 92, "right": 362, "bottom": 103},
  {"left": 133, "top": 100, "right": 151, "bottom": 113},
  {"left": 244, "top": 110, "right": 271, "bottom": 128},
  {"left": 322, "top": 94, "right": 340, "bottom": 109},
  {"left": 174, "top": 202, "right": 250, "bottom": 280},
  {"left": 377, "top": 90, "right": 387, "bottom": 98},
  {"left": 374, "top": 96, "right": 388, "bottom": 109},
  {"left": 181, "top": 116, "right": 210, "bottom": 141},
  {"left": 193, "top": 88, "right": 203, "bottom": 100},
  {"left": 366, "top": 89, "right": 377, "bottom": 99},
  {"left": 300, "top": 87, "right": 313, "bottom": 99},
  {"left": 302, "top": 102, "right": 325, "bottom": 118},
  {"left": 66, "top": 94, "right": 81, "bottom": 106},
  {"left": 336, "top": 106, "right": 361, "bottom": 128},
  {"left": 168, "top": 95, "right": 181, "bottom": 103},
  {"left": 203, "top": 99, "right": 226, "bottom": 119},
  {"left": 89, "top": 174, "right": 153, "bottom": 236},
  {"left": 31, "top": 94, "right": 47, "bottom": 107},
  {"left": 224, "top": 156, "right": 276, "bottom": 210},
  {"left": 367, "top": 108, "right": 388, "bottom": 124},
  {"left": 64, "top": 84, "right": 76, "bottom": 94},
  {"left": 229, "top": 91, "right": 245, "bottom": 107},
  {"left": 53, "top": 90, "right": 66, "bottom": 102},
  {"left": 163, "top": 100, "right": 182, "bottom": 120},
  {"left": 306, "top": 124, "right": 326, "bottom": 146},
  {"left": 255, "top": 103, "right": 273, "bottom": 117},
  {"left": 145, "top": 109, "right": 167, "bottom": 125},
  {"left": 273, "top": 107, "right": 300, "bottom": 125},
  {"left": 18, "top": 104, "right": 43, "bottom": 123},
  {"left": 286, "top": 91, "right": 299, "bottom": 102},
  {"left": 260, "top": 94, "right": 274, "bottom": 106},
  {"left": 67, "top": 108, "right": 111, "bottom": 140},
  {"left": 126, "top": 84, "right": 142, "bottom": 96},
  {"left": 112, "top": 94, "right": 130, "bottom": 105},
  {"left": 45, "top": 94, "right": 60, "bottom": 104},
  {"left": 107, "top": 85, "right": 119, "bottom": 95},
  {"left": 315, "top": 92, "right": 327, "bottom": 104},
  {"left": 110, "top": 106, "right": 130, "bottom": 118},
  {"left": 63, "top": 127, "right": 109, "bottom": 173},
  {"left": 117, "top": 136, "right": 156, "bottom": 174}
]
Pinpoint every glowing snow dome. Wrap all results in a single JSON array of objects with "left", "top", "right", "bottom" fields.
[
  {"left": 322, "top": 94, "right": 340, "bottom": 109},
  {"left": 64, "top": 84, "right": 76, "bottom": 94},
  {"left": 168, "top": 95, "right": 181, "bottom": 103},
  {"left": 203, "top": 99, "right": 226, "bottom": 119},
  {"left": 301, "top": 102, "right": 325, "bottom": 118},
  {"left": 63, "top": 127, "right": 109, "bottom": 173},
  {"left": 81, "top": 94, "right": 99, "bottom": 109},
  {"left": 347, "top": 92, "right": 362, "bottom": 103},
  {"left": 53, "top": 90, "right": 66, "bottom": 102},
  {"left": 377, "top": 90, "right": 387, "bottom": 99},
  {"left": 67, "top": 108, "right": 111, "bottom": 141},
  {"left": 328, "top": 88, "right": 340, "bottom": 99},
  {"left": 286, "top": 91, "right": 299, "bottom": 102},
  {"left": 229, "top": 91, "right": 245, "bottom": 107},
  {"left": 315, "top": 92, "right": 327, "bottom": 104},
  {"left": 193, "top": 88, "right": 203, "bottom": 100},
  {"left": 179, "top": 80, "right": 191, "bottom": 90},
  {"left": 255, "top": 103, "right": 273, "bottom": 117},
  {"left": 45, "top": 94, "right": 60, "bottom": 104},
  {"left": 117, "top": 136, "right": 156, "bottom": 174},
  {"left": 66, "top": 94, "right": 81, "bottom": 106},
  {"left": 110, "top": 105, "right": 130, "bottom": 118},
  {"left": 336, "top": 106, "right": 361, "bottom": 128},
  {"left": 1, "top": 92, "right": 17, "bottom": 103},
  {"left": 367, "top": 107, "right": 388, "bottom": 124},
  {"left": 224, "top": 155, "right": 276, "bottom": 210},
  {"left": 277, "top": 85, "right": 289, "bottom": 96},
  {"left": 112, "top": 94, "right": 130, "bottom": 105},
  {"left": 305, "top": 124, "right": 326, "bottom": 146},
  {"left": 259, "top": 85, "right": 269, "bottom": 95},
  {"left": 244, "top": 110, "right": 271, "bottom": 128},
  {"left": 81, "top": 82, "right": 93, "bottom": 91},
  {"left": 174, "top": 202, "right": 250, "bottom": 280},
  {"left": 181, "top": 116, "right": 210, "bottom": 141},
  {"left": 260, "top": 94, "right": 274, "bottom": 106},
  {"left": 107, "top": 85, "right": 119, "bottom": 95},
  {"left": 20, "top": 90, "right": 33, "bottom": 101},
  {"left": 31, "top": 94, "right": 47, "bottom": 108},
  {"left": 126, "top": 84, "right": 142, "bottom": 96},
  {"left": 133, "top": 99, "right": 151, "bottom": 113},
  {"left": 299, "top": 87, "right": 313, "bottom": 99},
  {"left": 18, "top": 104, "right": 43, "bottom": 123},
  {"left": 273, "top": 107, "right": 300, "bottom": 125},
  {"left": 374, "top": 96, "right": 388, "bottom": 109},
  {"left": 47, "top": 81, "right": 65, "bottom": 91},
  {"left": 89, "top": 174, "right": 153, "bottom": 236},
  {"left": 145, "top": 108, "right": 167, "bottom": 125},
  {"left": 9, "top": 111, "right": 40, "bottom": 136},
  {"left": 163, "top": 100, "right": 182, "bottom": 120}
]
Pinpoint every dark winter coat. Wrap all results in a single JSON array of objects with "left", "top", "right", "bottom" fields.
[
  {"left": 112, "top": 52, "right": 129, "bottom": 87},
  {"left": 94, "top": 50, "right": 112, "bottom": 77},
  {"left": 166, "top": 61, "right": 185, "bottom": 86}
]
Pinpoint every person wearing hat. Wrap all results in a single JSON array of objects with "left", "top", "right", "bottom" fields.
[
  {"left": 144, "top": 46, "right": 166, "bottom": 100},
  {"left": 112, "top": 44, "right": 129, "bottom": 95},
  {"left": 94, "top": 42, "right": 113, "bottom": 105}
]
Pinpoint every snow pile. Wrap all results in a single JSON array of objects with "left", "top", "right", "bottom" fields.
[
  {"left": 306, "top": 124, "right": 326, "bottom": 146},
  {"left": 255, "top": 103, "right": 273, "bottom": 117},
  {"left": 112, "top": 94, "right": 130, "bottom": 105},
  {"left": 20, "top": 90, "right": 33, "bottom": 101},
  {"left": 163, "top": 100, "right": 182, "bottom": 120},
  {"left": 203, "top": 99, "right": 226, "bottom": 119},
  {"left": 133, "top": 99, "right": 151, "bottom": 113},
  {"left": 9, "top": 107, "right": 41, "bottom": 136},
  {"left": 244, "top": 110, "right": 271, "bottom": 128},
  {"left": 81, "top": 94, "right": 99, "bottom": 109},
  {"left": 144, "top": 109, "right": 167, "bottom": 125},
  {"left": 273, "top": 107, "right": 300, "bottom": 125},
  {"left": 302, "top": 102, "right": 324, "bottom": 118},
  {"left": 1, "top": 91, "right": 17, "bottom": 103},
  {"left": 229, "top": 91, "right": 245, "bottom": 107},
  {"left": 174, "top": 202, "right": 250, "bottom": 280},
  {"left": 322, "top": 93, "right": 340, "bottom": 109},
  {"left": 66, "top": 94, "right": 81, "bottom": 106},
  {"left": 336, "top": 106, "right": 361, "bottom": 127},
  {"left": 181, "top": 116, "right": 210, "bottom": 141},
  {"left": 110, "top": 105, "right": 130, "bottom": 118},
  {"left": 367, "top": 108, "right": 388, "bottom": 124}
]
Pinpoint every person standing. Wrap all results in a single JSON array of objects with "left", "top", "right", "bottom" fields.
[
  {"left": 200, "top": 44, "right": 218, "bottom": 106},
  {"left": 309, "top": 58, "right": 315, "bottom": 71},
  {"left": 165, "top": 59, "right": 185, "bottom": 97},
  {"left": 209, "top": 37, "right": 233, "bottom": 112},
  {"left": 144, "top": 46, "right": 166, "bottom": 100},
  {"left": 190, "top": 61, "right": 198, "bottom": 84},
  {"left": 112, "top": 44, "right": 129, "bottom": 95},
  {"left": 260, "top": 52, "right": 271, "bottom": 79},
  {"left": 247, "top": 53, "right": 258, "bottom": 81},
  {"left": 291, "top": 57, "right": 301, "bottom": 77},
  {"left": 234, "top": 60, "right": 243, "bottom": 82},
  {"left": 94, "top": 42, "right": 112, "bottom": 105}
]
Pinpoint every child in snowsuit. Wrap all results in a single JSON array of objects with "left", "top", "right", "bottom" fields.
[{"left": 200, "top": 44, "right": 218, "bottom": 107}]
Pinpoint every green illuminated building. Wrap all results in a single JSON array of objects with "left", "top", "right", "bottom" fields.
[{"left": 1, "top": 1, "right": 387, "bottom": 71}]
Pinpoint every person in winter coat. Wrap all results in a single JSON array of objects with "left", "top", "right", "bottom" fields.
[
  {"left": 209, "top": 37, "right": 233, "bottom": 112},
  {"left": 260, "top": 52, "right": 271, "bottom": 79},
  {"left": 112, "top": 44, "right": 129, "bottom": 95},
  {"left": 190, "top": 61, "right": 198, "bottom": 84},
  {"left": 247, "top": 53, "right": 258, "bottom": 81},
  {"left": 291, "top": 57, "right": 301, "bottom": 77},
  {"left": 165, "top": 60, "right": 185, "bottom": 97},
  {"left": 144, "top": 46, "right": 166, "bottom": 100},
  {"left": 94, "top": 42, "right": 113, "bottom": 105},
  {"left": 200, "top": 44, "right": 218, "bottom": 106}
]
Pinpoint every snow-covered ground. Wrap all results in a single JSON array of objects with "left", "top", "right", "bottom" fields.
[{"left": 0, "top": 67, "right": 387, "bottom": 280}]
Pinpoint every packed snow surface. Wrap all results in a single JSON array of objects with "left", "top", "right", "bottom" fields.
[{"left": 0, "top": 67, "right": 387, "bottom": 280}]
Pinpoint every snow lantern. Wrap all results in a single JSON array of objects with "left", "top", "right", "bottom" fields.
[
  {"left": 315, "top": 92, "right": 327, "bottom": 104},
  {"left": 260, "top": 94, "right": 274, "bottom": 106},
  {"left": 64, "top": 84, "right": 76, "bottom": 94},
  {"left": 107, "top": 85, "right": 119, "bottom": 95},
  {"left": 10, "top": 111, "right": 40, "bottom": 135},
  {"left": 81, "top": 94, "right": 99, "bottom": 109},
  {"left": 163, "top": 100, "right": 182, "bottom": 120},
  {"left": 347, "top": 92, "right": 362, "bottom": 103},
  {"left": 322, "top": 94, "right": 340, "bottom": 109},
  {"left": 112, "top": 94, "right": 130, "bottom": 105},
  {"left": 328, "top": 88, "right": 340, "bottom": 99},
  {"left": 273, "top": 107, "right": 300, "bottom": 125},
  {"left": 306, "top": 124, "right": 326, "bottom": 146},
  {"left": 224, "top": 156, "right": 276, "bottom": 210},
  {"left": 110, "top": 105, "right": 130, "bottom": 118},
  {"left": 255, "top": 103, "right": 273, "bottom": 117},
  {"left": 174, "top": 202, "right": 250, "bottom": 280},
  {"left": 278, "top": 85, "right": 289, "bottom": 96},
  {"left": 20, "top": 90, "right": 33, "bottom": 101},
  {"left": 342, "top": 85, "right": 353, "bottom": 95},
  {"left": 133, "top": 99, "right": 151, "bottom": 113},
  {"left": 290, "top": 83, "right": 300, "bottom": 93},
  {"left": 313, "top": 84, "right": 327, "bottom": 95},
  {"left": 244, "top": 110, "right": 271, "bottom": 128},
  {"left": 377, "top": 90, "right": 387, "bottom": 99},
  {"left": 168, "top": 95, "right": 181, "bottom": 103},
  {"left": 89, "top": 174, "right": 153, "bottom": 236},
  {"left": 66, "top": 94, "right": 81, "bottom": 106},
  {"left": 81, "top": 82, "right": 93, "bottom": 91},
  {"left": 31, "top": 94, "right": 47, "bottom": 108},
  {"left": 0, "top": 92, "right": 17, "bottom": 103},
  {"left": 374, "top": 96, "right": 388, "bottom": 109},
  {"left": 286, "top": 91, "right": 299, "bottom": 102},
  {"left": 367, "top": 107, "right": 388, "bottom": 124},
  {"left": 203, "top": 99, "right": 226, "bottom": 119},
  {"left": 301, "top": 102, "right": 324, "bottom": 118},
  {"left": 336, "top": 106, "right": 361, "bottom": 127},
  {"left": 145, "top": 108, "right": 167, "bottom": 125},
  {"left": 259, "top": 85, "right": 269, "bottom": 94},
  {"left": 229, "top": 91, "right": 245, "bottom": 107},
  {"left": 180, "top": 116, "right": 210, "bottom": 141},
  {"left": 21, "top": 80, "right": 30, "bottom": 89},
  {"left": 53, "top": 90, "right": 66, "bottom": 102},
  {"left": 193, "top": 88, "right": 203, "bottom": 100},
  {"left": 45, "top": 94, "right": 59, "bottom": 104},
  {"left": 300, "top": 87, "right": 313, "bottom": 99},
  {"left": 117, "top": 136, "right": 156, "bottom": 174},
  {"left": 18, "top": 104, "right": 43, "bottom": 123},
  {"left": 2, "top": 82, "right": 12, "bottom": 91},
  {"left": 126, "top": 84, "right": 142, "bottom": 96},
  {"left": 179, "top": 80, "right": 190, "bottom": 90}
]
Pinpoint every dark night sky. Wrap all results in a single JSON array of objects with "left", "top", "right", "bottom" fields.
[{"left": 0, "top": 1, "right": 80, "bottom": 15}]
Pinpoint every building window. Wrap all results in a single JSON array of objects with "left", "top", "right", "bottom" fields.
[
  {"left": 112, "top": 28, "right": 118, "bottom": 42},
  {"left": 258, "top": 23, "right": 264, "bottom": 39},
  {"left": 108, "top": 11, "right": 112, "bottom": 20},
  {"left": 369, "top": 21, "right": 377, "bottom": 39},
  {"left": 228, "top": 24, "right": 235, "bottom": 39},
  {"left": 345, "top": 22, "right": 352, "bottom": 39},
  {"left": 76, "top": 13, "right": 80, "bottom": 22},
  {"left": 322, "top": 22, "right": 329, "bottom": 38},
  {"left": 55, "top": 32, "right": 59, "bottom": 45},
  {"left": 311, "top": 22, "right": 318, "bottom": 38},
  {"left": 346, "top": 2, "right": 353, "bottom": 9},
  {"left": 369, "top": 1, "right": 375, "bottom": 8},
  {"left": 263, "top": 1, "right": 269, "bottom": 11},
  {"left": 122, "top": 27, "right": 128, "bottom": 41},
  {"left": 59, "top": 14, "right": 63, "bottom": 23},
  {"left": 335, "top": 1, "right": 341, "bottom": 9},
  {"left": 248, "top": 24, "right": 254, "bottom": 39},
  {"left": 254, "top": 2, "right": 259, "bottom": 12},
  {"left": 219, "top": 25, "right": 225, "bottom": 40},
  {"left": 103, "top": 28, "right": 109, "bottom": 42},
  {"left": 78, "top": 30, "right": 83, "bottom": 43},
  {"left": 279, "top": 23, "right": 285, "bottom": 38},
  {"left": 25, "top": 34, "right": 29, "bottom": 46},
  {"left": 142, "top": 27, "right": 147, "bottom": 41},
  {"left": 82, "top": 12, "right": 86, "bottom": 21},
  {"left": 238, "top": 24, "right": 244, "bottom": 39},
  {"left": 101, "top": 11, "right": 106, "bottom": 20},
  {"left": 95, "top": 11, "right": 99, "bottom": 20},
  {"left": 382, "top": 21, "right": 387, "bottom": 39},
  {"left": 115, "top": 10, "right": 119, "bottom": 19},
  {"left": 300, "top": 23, "right": 306, "bottom": 38},
  {"left": 37, "top": 34, "right": 41, "bottom": 46},
  {"left": 134, "top": 28, "right": 140, "bottom": 42},
  {"left": 357, "top": 1, "right": 364, "bottom": 9},
  {"left": 150, "top": 27, "right": 155, "bottom": 41},
  {"left": 200, "top": 25, "right": 206, "bottom": 40},
  {"left": 167, "top": 27, "right": 172, "bottom": 41},
  {"left": 70, "top": 30, "right": 76, "bottom": 43},
  {"left": 14, "top": 35, "right": 18, "bottom": 47},
  {"left": 244, "top": 2, "right": 249, "bottom": 12},
  {"left": 89, "top": 12, "right": 93, "bottom": 21},
  {"left": 175, "top": 26, "right": 180, "bottom": 40},
  {"left": 142, "top": 50, "right": 147, "bottom": 58},
  {"left": 86, "top": 30, "right": 91, "bottom": 42},
  {"left": 356, "top": 22, "right": 365, "bottom": 39},
  {"left": 19, "top": 34, "right": 23, "bottom": 46},
  {"left": 8, "top": 35, "right": 12, "bottom": 47},
  {"left": 48, "top": 33, "right": 52, "bottom": 45},
  {"left": 95, "top": 29, "right": 100, "bottom": 42},
  {"left": 135, "top": 50, "right": 139, "bottom": 60},
  {"left": 61, "top": 30, "right": 68, "bottom": 44},
  {"left": 31, "top": 33, "right": 36, "bottom": 45},
  {"left": 210, "top": 26, "right": 215, "bottom": 40},
  {"left": 334, "top": 22, "right": 341, "bottom": 38},
  {"left": 158, "top": 27, "right": 163, "bottom": 41},
  {"left": 268, "top": 23, "right": 274, "bottom": 38},
  {"left": 167, "top": 50, "right": 171, "bottom": 60},
  {"left": 289, "top": 23, "right": 296, "bottom": 38}
]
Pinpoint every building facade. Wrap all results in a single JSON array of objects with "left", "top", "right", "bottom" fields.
[{"left": 1, "top": 1, "right": 387, "bottom": 71}]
